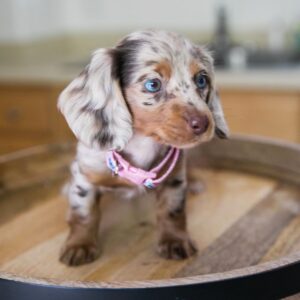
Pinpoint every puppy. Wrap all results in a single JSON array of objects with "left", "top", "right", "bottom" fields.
[{"left": 58, "top": 30, "right": 229, "bottom": 266}]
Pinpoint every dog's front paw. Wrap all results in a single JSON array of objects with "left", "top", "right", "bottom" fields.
[
  {"left": 60, "top": 241, "right": 99, "bottom": 266},
  {"left": 157, "top": 234, "right": 197, "bottom": 260}
]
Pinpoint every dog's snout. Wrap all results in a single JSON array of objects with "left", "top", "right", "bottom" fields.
[{"left": 187, "top": 115, "right": 209, "bottom": 135}]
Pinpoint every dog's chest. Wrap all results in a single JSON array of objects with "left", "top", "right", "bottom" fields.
[
  {"left": 76, "top": 135, "right": 166, "bottom": 190},
  {"left": 122, "top": 134, "right": 164, "bottom": 169}
]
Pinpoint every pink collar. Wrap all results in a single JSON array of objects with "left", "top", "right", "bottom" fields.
[{"left": 106, "top": 147, "right": 181, "bottom": 188}]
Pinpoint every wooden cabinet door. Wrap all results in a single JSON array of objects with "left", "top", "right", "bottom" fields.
[
  {"left": 0, "top": 86, "right": 51, "bottom": 133},
  {"left": 0, "top": 85, "right": 74, "bottom": 154},
  {"left": 220, "top": 89, "right": 300, "bottom": 143}
]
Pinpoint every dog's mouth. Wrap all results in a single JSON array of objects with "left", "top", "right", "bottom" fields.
[
  {"left": 160, "top": 138, "right": 212, "bottom": 149},
  {"left": 151, "top": 126, "right": 215, "bottom": 149}
]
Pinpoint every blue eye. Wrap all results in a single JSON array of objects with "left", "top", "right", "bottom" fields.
[
  {"left": 144, "top": 79, "right": 161, "bottom": 93},
  {"left": 195, "top": 73, "right": 208, "bottom": 89}
]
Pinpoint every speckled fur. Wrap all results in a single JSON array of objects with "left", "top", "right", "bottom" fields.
[{"left": 58, "top": 30, "right": 229, "bottom": 266}]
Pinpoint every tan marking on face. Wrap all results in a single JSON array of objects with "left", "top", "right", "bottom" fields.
[
  {"left": 154, "top": 60, "right": 172, "bottom": 79},
  {"left": 189, "top": 61, "right": 200, "bottom": 77},
  {"left": 125, "top": 88, "right": 215, "bottom": 148}
]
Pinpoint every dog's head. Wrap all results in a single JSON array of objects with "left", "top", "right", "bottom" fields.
[{"left": 58, "top": 30, "right": 229, "bottom": 150}]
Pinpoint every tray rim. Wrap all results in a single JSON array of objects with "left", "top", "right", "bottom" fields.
[{"left": 1, "top": 134, "right": 300, "bottom": 293}]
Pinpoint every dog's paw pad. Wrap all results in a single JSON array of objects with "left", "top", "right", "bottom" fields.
[
  {"left": 157, "top": 236, "right": 197, "bottom": 260},
  {"left": 60, "top": 243, "right": 98, "bottom": 266}
]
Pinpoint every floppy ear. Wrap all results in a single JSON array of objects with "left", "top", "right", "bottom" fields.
[
  {"left": 191, "top": 45, "right": 229, "bottom": 139},
  {"left": 208, "top": 91, "right": 229, "bottom": 139},
  {"left": 58, "top": 49, "right": 133, "bottom": 150}
]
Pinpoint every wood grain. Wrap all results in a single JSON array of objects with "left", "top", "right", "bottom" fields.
[
  {"left": 0, "top": 143, "right": 74, "bottom": 194},
  {"left": 1, "top": 137, "right": 300, "bottom": 289},
  {"left": 177, "top": 183, "right": 300, "bottom": 277},
  {"left": 0, "top": 168, "right": 276, "bottom": 282}
]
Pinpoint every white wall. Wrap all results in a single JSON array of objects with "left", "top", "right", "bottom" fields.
[
  {"left": 0, "top": 0, "right": 18, "bottom": 41},
  {"left": 0, "top": 0, "right": 64, "bottom": 42},
  {"left": 0, "top": 0, "right": 300, "bottom": 43}
]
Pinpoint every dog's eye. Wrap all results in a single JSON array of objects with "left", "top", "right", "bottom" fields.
[
  {"left": 144, "top": 79, "right": 161, "bottom": 93},
  {"left": 195, "top": 73, "right": 208, "bottom": 89}
]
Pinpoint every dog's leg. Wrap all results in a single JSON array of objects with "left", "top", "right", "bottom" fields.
[
  {"left": 60, "top": 162, "right": 101, "bottom": 266},
  {"left": 155, "top": 158, "right": 197, "bottom": 260}
]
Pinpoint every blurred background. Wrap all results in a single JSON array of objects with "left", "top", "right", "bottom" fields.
[{"left": 1, "top": 0, "right": 300, "bottom": 154}]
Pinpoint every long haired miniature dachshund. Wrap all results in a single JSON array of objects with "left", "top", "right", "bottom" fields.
[{"left": 58, "top": 30, "right": 229, "bottom": 266}]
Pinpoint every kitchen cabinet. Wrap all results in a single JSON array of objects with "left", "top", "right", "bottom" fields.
[
  {"left": 1, "top": 83, "right": 300, "bottom": 155},
  {"left": 0, "top": 84, "right": 74, "bottom": 154},
  {"left": 220, "top": 88, "right": 300, "bottom": 143}
]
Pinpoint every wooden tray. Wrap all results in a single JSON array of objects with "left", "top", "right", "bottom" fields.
[{"left": 1, "top": 136, "right": 300, "bottom": 299}]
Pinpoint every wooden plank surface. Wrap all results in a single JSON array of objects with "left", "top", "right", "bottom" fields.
[
  {"left": 0, "top": 168, "right": 278, "bottom": 281},
  {"left": 1, "top": 140, "right": 300, "bottom": 284},
  {"left": 177, "top": 183, "right": 300, "bottom": 277}
]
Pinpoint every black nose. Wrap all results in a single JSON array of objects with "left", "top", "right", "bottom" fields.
[{"left": 187, "top": 115, "right": 209, "bottom": 135}]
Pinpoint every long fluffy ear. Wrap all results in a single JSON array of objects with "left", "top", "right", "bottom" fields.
[
  {"left": 208, "top": 91, "right": 229, "bottom": 139},
  {"left": 191, "top": 45, "right": 229, "bottom": 139},
  {"left": 58, "top": 49, "right": 132, "bottom": 150}
]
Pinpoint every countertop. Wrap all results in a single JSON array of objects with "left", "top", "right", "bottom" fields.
[
  {"left": 0, "top": 62, "right": 300, "bottom": 91},
  {"left": 0, "top": 32, "right": 299, "bottom": 91}
]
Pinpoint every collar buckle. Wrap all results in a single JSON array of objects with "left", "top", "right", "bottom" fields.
[
  {"left": 107, "top": 156, "right": 119, "bottom": 175},
  {"left": 106, "top": 147, "right": 181, "bottom": 188}
]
